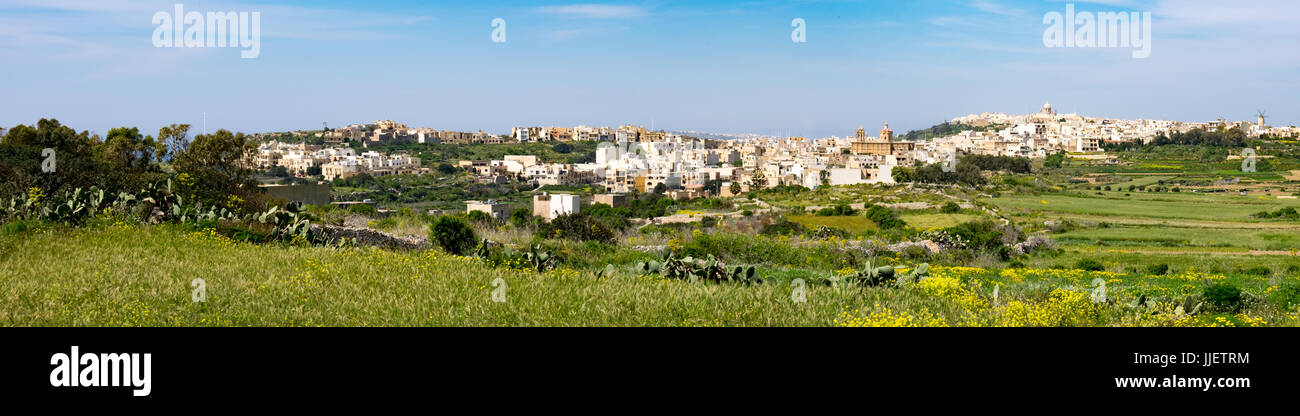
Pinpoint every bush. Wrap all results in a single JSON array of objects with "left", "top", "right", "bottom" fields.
[
  {"left": 940, "top": 202, "right": 961, "bottom": 213},
  {"left": 811, "top": 225, "right": 849, "bottom": 240},
  {"left": 1074, "top": 259, "right": 1105, "bottom": 271},
  {"left": 945, "top": 220, "right": 1006, "bottom": 253},
  {"left": 864, "top": 205, "right": 906, "bottom": 229},
  {"left": 816, "top": 204, "right": 856, "bottom": 217},
  {"left": 700, "top": 216, "right": 718, "bottom": 228},
  {"left": 465, "top": 210, "right": 494, "bottom": 225},
  {"left": 1203, "top": 283, "right": 1243, "bottom": 312},
  {"left": 1243, "top": 266, "right": 1271, "bottom": 276},
  {"left": 349, "top": 204, "right": 377, "bottom": 217},
  {"left": 539, "top": 213, "right": 615, "bottom": 243},
  {"left": 760, "top": 219, "right": 808, "bottom": 236},
  {"left": 510, "top": 209, "right": 535, "bottom": 228},
  {"left": 430, "top": 216, "right": 476, "bottom": 255},
  {"left": 1146, "top": 264, "right": 1170, "bottom": 275}
]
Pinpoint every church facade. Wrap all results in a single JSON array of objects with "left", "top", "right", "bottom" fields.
[{"left": 851, "top": 123, "right": 915, "bottom": 164}]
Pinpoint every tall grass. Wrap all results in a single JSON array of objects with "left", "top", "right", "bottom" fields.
[{"left": 3, "top": 224, "right": 1296, "bottom": 327}]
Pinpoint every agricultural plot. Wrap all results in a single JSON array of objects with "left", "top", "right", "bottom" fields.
[
  {"left": 787, "top": 215, "right": 879, "bottom": 234},
  {"left": 991, "top": 187, "right": 1300, "bottom": 279},
  {"left": 992, "top": 192, "right": 1300, "bottom": 222},
  {"left": 899, "top": 213, "right": 984, "bottom": 230}
]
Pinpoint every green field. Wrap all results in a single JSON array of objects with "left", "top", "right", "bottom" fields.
[
  {"left": 900, "top": 213, "right": 984, "bottom": 230},
  {"left": 787, "top": 215, "right": 880, "bottom": 234},
  {"left": 3, "top": 224, "right": 1297, "bottom": 327},
  {"left": 1055, "top": 226, "right": 1300, "bottom": 252},
  {"left": 992, "top": 192, "right": 1300, "bottom": 222}
]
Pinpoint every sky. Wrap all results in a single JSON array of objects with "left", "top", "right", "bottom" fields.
[{"left": 1, "top": 0, "right": 1297, "bottom": 138}]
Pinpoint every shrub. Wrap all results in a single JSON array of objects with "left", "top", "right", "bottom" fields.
[
  {"left": 349, "top": 204, "right": 377, "bottom": 217},
  {"left": 510, "top": 209, "right": 534, "bottom": 228},
  {"left": 539, "top": 213, "right": 615, "bottom": 243},
  {"left": 864, "top": 205, "right": 906, "bottom": 229},
  {"left": 700, "top": 216, "right": 718, "bottom": 228},
  {"left": 741, "top": 209, "right": 754, "bottom": 217},
  {"left": 759, "top": 219, "right": 808, "bottom": 236},
  {"left": 811, "top": 225, "right": 849, "bottom": 240},
  {"left": 465, "top": 210, "right": 494, "bottom": 225},
  {"left": 430, "top": 216, "right": 476, "bottom": 255},
  {"left": 1203, "top": 283, "right": 1243, "bottom": 312},
  {"left": 940, "top": 202, "right": 961, "bottom": 213},
  {"left": 1244, "top": 266, "right": 1271, "bottom": 276},
  {"left": 816, "top": 204, "right": 856, "bottom": 217},
  {"left": 1074, "top": 259, "right": 1105, "bottom": 271},
  {"left": 945, "top": 220, "right": 1006, "bottom": 254},
  {"left": 1146, "top": 264, "right": 1170, "bottom": 275}
]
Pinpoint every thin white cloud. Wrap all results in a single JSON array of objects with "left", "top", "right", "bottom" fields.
[
  {"left": 536, "top": 4, "right": 648, "bottom": 19},
  {"left": 969, "top": 0, "right": 1024, "bottom": 16},
  {"left": 1154, "top": 0, "right": 1300, "bottom": 31}
]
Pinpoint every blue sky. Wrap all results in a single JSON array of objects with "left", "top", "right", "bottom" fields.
[{"left": 1, "top": 0, "right": 1297, "bottom": 138}]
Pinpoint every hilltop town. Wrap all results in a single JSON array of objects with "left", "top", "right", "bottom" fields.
[{"left": 249, "top": 102, "right": 1300, "bottom": 218}]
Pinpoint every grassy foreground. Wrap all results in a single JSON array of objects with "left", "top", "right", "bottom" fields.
[{"left": 2, "top": 224, "right": 1298, "bottom": 327}]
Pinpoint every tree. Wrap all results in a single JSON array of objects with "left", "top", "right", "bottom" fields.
[
  {"left": 891, "top": 167, "right": 915, "bottom": 183},
  {"left": 1044, "top": 152, "right": 1065, "bottom": 169},
  {"left": 955, "top": 160, "right": 985, "bottom": 186},
  {"left": 101, "top": 127, "right": 159, "bottom": 169},
  {"left": 704, "top": 179, "right": 723, "bottom": 196},
  {"left": 156, "top": 124, "right": 191, "bottom": 162},
  {"left": 98, "top": 126, "right": 164, "bottom": 191},
  {"left": 0, "top": 119, "right": 100, "bottom": 197},
  {"left": 430, "top": 216, "right": 476, "bottom": 255},
  {"left": 749, "top": 170, "right": 767, "bottom": 191},
  {"left": 729, "top": 181, "right": 742, "bottom": 195},
  {"left": 653, "top": 182, "right": 668, "bottom": 194},
  {"left": 172, "top": 129, "right": 257, "bottom": 209}
]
